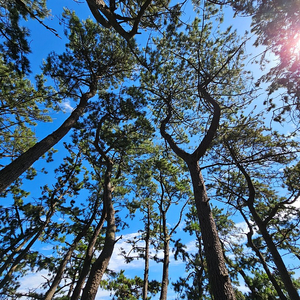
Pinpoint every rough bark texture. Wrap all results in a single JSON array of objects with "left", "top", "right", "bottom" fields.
[
  {"left": 44, "top": 205, "right": 99, "bottom": 300},
  {"left": 0, "top": 88, "right": 96, "bottom": 193},
  {"left": 160, "top": 237, "right": 170, "bottom": 300},
  {"left": 188, "top": 162, "right": 236, "bottom": 300},
  {"left": 80, "top": 150, "right": 116, "bottom": 300},
  {"left": 160, "top": 87, "right": 236, "bottom": 300},
  {"left": 70, "top": 209, "right": 106, "bottom": 300}
]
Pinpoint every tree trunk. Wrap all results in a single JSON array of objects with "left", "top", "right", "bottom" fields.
[
  {"left": 80, "top": 160, "right": 116, "bottom": 300},
  {"left": 228, "top": 145, "right": 300, "bottom": 300},
  {"left": 142, "top": 204, "right": 150, "bottom": 300},
  {"left": 0, "top": 211, "right": 54, "bottom": 290},
  {"left": 160, "top": 87, "right": 236, "bottom": 299},
  {"left": 188, "top": 162, "right": 236, "bottom": 300},
  {"left": 0, "top": 231, "right": 36, "bottom": 276},
  {"left": 0, "top": 88, "right": 96, "bottom": 193},
  {"left": 160, "top": 237, "right": 170, "bottom": 300},
  {"left": 250, "top": 206, "right": 299, "bottom": 300},
  {"left": 44, "top": 216, "right": 97, "bottom": 300},
  {"left": 70, "top": 208, "right": 106, "bottom": 300}
]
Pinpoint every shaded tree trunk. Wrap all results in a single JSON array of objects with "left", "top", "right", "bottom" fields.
[
  {"left": 160, "top": 87, "right": 236, "bottom": 300},
  {"left": 44, "top": 197, "right": 101, "bottom": 300},
  {"left": 160, "top": 237, "right": 170, "bottom": 300},
  {"left": 142, "top": 204, "right": 150, "bottom": 300},
  {"left": 80, "top": 128, "right": 116, "bottom": 300},
  {"left": 70, "top": 207, "right": 107, "bottom": 300},
  {"left": 188, "top": 162, "right": 236, "bottom": 300}
]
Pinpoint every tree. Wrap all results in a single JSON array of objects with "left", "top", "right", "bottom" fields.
[
  {"left": 0, "top": 0, "right": 51, "bottom": 74},
  {"left": 85, "top": 0, "right": 181, "bottom": 40},
  {"left": 230, "top": 0, "right": 300, "bottom": 121},
  {"left": 138, "top": 6, "right": 250, "bottom": 297},
  {"left": 0, "top": 11, "right": 135, "bottom": 193},
  {"left": 210, "top": 111, "right": 300, "bottom": 299},
  {"left": 2, "top": 1, "right": 300, "bottom": 299}
]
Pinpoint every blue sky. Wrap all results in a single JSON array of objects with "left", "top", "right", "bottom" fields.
[{"left": 3, "top": 1, "right": 300, "bottom": 299}]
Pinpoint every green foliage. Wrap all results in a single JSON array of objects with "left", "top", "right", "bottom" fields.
[
  {"left": 1, "top": 1, "right": 300, "bottom": 300},
  {"left": 0, "top": 0, "right": 49, "bottom": 73}
]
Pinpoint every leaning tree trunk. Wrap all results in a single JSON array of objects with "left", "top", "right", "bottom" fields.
[
  {"left": 44, "top": 200, "right": 100, "bottom": 300},
  {"left": 228, "top": 145, "right": 300, "bottom": 300},
  {"left": 250, "top": 206, "right": 299, "bottom": 300},
  {"left": 0, "top": 87, "right": 96, "bottom": 193},
  {"left": 70, "top": 207, "right": 107, "bottom": 300}
]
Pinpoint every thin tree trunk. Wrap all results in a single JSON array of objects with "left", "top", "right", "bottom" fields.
[
  {"left": 70, "top": 208, "right": 107, "bottom": 300},
  {"left": 0, "top": 231, "right": 36, "bottom": 276},
  {"left": 44, "top": 211, "right": 98, "bottom": 300},
  {"left": 160, "top": 237, "right": 170, "bottom": 300},
  {"left": 251, "top": 208, "right": 299, "bottom": 300},
  {"left": 228, "top": 145, "right": 300, "bottom": 300},
  {"left": 159, "top": 194, "right": 170, "bottom": 300},
  {"left": 247, "top": 231, "right": 287, "bottom": 300},
  {"left": 0, "top": 213, "right": 53, "bottom": 290},
  {"left": 0, "top": 87, "right": 96, "bottom": 193},
  {"left": 142, "top": 204, "right": 150, "bottom": 300},
  {"left": 0, "top": 159, "right": 80, "bottom": 290}
]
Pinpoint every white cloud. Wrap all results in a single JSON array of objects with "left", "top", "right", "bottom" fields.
[
  {"left": 59, "top": 100, "right": 74, "bottom": 113},
  {"left": 291, "top": 196, "right": 300, "bottom": 209},
  {"left": 18, "top": 270, "right": 50, "bottom": 297}
]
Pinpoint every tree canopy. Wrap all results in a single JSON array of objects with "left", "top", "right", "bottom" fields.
[{"left": 0, "top": 0, "right": 300, "bottom": 300}]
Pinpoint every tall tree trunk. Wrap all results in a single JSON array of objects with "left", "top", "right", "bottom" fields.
[
  {"left": 188, "top": 162, "right": 236, "bottom": 300},
  {"left": 142, "top": 204, "right": 150, "bottom": 300},
  {"left": 80, "top": 154, "right": 116, "bottom": 300},
  {"left": 0, "top": 87, "right": 96, "bottom": 193},
  {"left": 160, "top": 237, "right": 170, "bottom": 300},
  {"left": 160, "top": 87, "right": 236, "bottom": 300},
  {"left": 250, "top": 207, "right": 299, "bottom": 300},
  {"left": 159, "top": 195, "right": 170, "bottom": 300},
  {"left": 70, "top": 208, "right": 107, "bottom": 300},
  {"left": 44, "top": 208, "right": 99, "bottom": 300}
]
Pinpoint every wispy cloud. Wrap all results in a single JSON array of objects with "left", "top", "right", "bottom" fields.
[{"left": 59, "top": 100, "right": 74, "bottom": 113}]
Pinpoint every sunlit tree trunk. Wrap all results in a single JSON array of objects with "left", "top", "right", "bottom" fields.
[{"left": 0, "top": 87, "right": 96, "bottom": 193}]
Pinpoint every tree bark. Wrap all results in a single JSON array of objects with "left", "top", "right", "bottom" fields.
[
  {"left": 0, "top": 87, "right": 96, "bottom": 193},
  {"left": 160, "top": 236, "right": 170, "bottom": 300},
  {"left": 80, "top": 156, "right": 116, "bottom": 300},
  {"left": 70, "top": 207, "right": 107, "bottom": 300},
  {"left": 251, "top": 208, "right": 299, "bottom": 300},
  {"left": 228, "top": 145, "right": 300, "bottom": 300},
  {"left": 160, "top": 87, "right": 236, "bottom": 300},
  {"left": 188, "top": 162, "right": 236, "bottom": 300},
  {"left": 44, "top": 204, "right": 99, "bottom": 300},
  {"left": 142, "top": 204, "right": 150, "bottom": 300}
]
